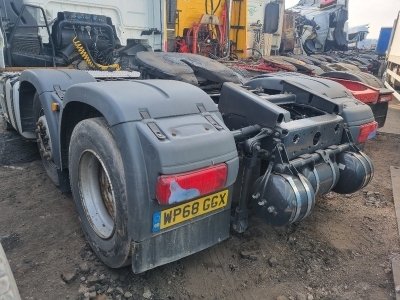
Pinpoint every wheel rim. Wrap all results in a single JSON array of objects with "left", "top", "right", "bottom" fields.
[
  {"left": 78, "top": 150, "right": 116, "bottom": 239},
  {"left": 37, "top": 115, "right": 56, "bottom": 166}
]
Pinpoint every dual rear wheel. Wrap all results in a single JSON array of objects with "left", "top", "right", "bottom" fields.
[
  {"left": 69, "top": 118, "right": 131, "bottom": 268},
  {"left": 34, "top": 95, "right": 131, "bottom": 268}
]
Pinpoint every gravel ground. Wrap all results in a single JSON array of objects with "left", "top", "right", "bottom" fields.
[{"left": 0, "top": 103, "right": 400, "bottom": 300}]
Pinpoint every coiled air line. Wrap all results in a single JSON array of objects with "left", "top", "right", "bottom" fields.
[{"left": 73, "top": 36, "right": 121, "bottom": 71}]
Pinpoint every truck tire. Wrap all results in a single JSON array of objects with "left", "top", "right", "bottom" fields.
[
  {"left": 33, "top": 93, "right": 59, "bottom": 186},
  {"left": 0, "top": 243, "right": 21, "bottom": 299},
  {"left": 69, "top": 117, "right": 131, "bottom": 268}
]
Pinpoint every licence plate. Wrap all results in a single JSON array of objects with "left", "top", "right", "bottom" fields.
[{"left": 152, "top": 190, "right": 229, "bottom": 232}]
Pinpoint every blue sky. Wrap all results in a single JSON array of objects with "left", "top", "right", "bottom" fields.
[{"left": 285, "top": 0, "right": 400, "bottom": 38}]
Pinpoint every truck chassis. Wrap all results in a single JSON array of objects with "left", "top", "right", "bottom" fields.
[{"left": 0, "top": 2, "right": 378, "bottom": 273}]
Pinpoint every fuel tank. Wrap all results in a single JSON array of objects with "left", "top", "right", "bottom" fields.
[{"left": 252, "top": 150, "right": 373, "bottom": 227}]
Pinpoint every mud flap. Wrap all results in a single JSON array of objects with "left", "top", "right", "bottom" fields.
[
  {"left": 135, "top": 52, "right": 240, "bottom": 85},
  {"left": 131, "top": 207, "right": 231, "bottom": 274},
  {"left": 369, "top": 102, "right": 389, "bottom": 128}
]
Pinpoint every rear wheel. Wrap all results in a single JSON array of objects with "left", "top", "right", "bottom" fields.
[
  {"left": 33, "top": 93, "right": 59, "bottom": 186},
  {"left": 69, "top": 117, "right": 131, "bottom": 268}
]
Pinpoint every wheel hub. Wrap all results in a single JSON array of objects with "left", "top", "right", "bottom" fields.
[
  {"left": 36, "top": 116, "right": 53, "bottom": 162},
  {"left": 78, "top": 150, "right": 116, "bottom": 239},
  {"left": 99, "top": 167, "right": 116, "bottom": 221}
]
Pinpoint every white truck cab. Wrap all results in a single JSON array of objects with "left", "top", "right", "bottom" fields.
[{"left": 0, "top": 0, "right": 166, "bottom": 68}]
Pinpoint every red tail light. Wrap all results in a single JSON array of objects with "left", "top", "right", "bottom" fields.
[
  {"left": 156, "top": 164, "right": 228, "bottom": 205},
  {"left": 357, "top": 121, "right": 378, "bottom": 144},
  {"left": 378, "top": 94, "right": 393, "bottom": 103},
  {"left": 320, "top": 0, "right": 337, "bottom": 8}
]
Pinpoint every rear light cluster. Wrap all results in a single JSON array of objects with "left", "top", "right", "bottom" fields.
[
  {"left": 156, "top": 164, "right": 228, "bottom": 205},
  {"left": 378, "top": 94, "right": 393, "bottom": 103},
  {"left": 320, "top": 0, "right": 337, "bottom": 8},
  {"left": 357, "top": 121, "right": 378, "bottom": 144}
]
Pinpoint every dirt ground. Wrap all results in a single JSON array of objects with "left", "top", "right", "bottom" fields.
[{"left": 1, "top": 103, "right": 400, "bottom": 300}]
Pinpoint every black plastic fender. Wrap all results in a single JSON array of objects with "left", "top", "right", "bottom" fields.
[
  {"left": 136, "top": 52, "right": 240, "bottom": 85},
  {"left": 62, "top": 79, "right": 221, "bottom": 125},
  {"left": 19, "top": 69, "right": 96, "bottom": 94},
  {"left": 18, "top": 69, "right": 96, "bottom": 170},
  {"left": 320, "top": 70, "right": 385, "bottom": 88}
]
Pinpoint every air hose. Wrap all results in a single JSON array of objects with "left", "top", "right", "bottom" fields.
[{"left": 73, "top": 37, "right": 121, "bottom": 71}]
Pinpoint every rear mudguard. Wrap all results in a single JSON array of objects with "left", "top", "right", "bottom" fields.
[
  {"left": 18, "top": 69, "right": 96, "bottom": 169},
  {"left": 62, "top": 79, "right": 239, "bottom": 273},
  {"left": 135, "top": 52, "right": 240, "bottom": 85}
]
